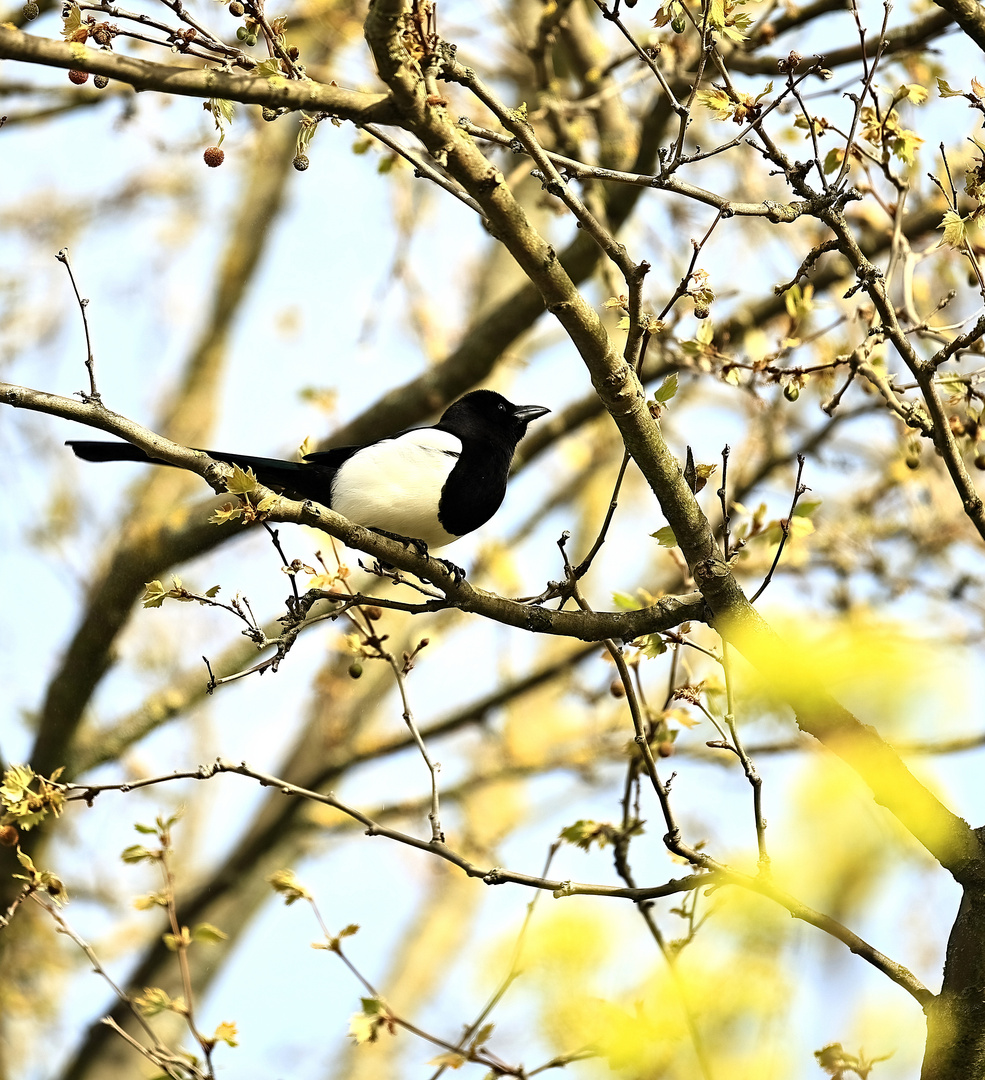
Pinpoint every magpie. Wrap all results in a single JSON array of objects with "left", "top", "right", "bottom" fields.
[{"left": 67, "top": 389, "right": 550, "bottom": 563}]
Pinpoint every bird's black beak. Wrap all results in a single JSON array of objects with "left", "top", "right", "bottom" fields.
[{"left": 513, "top": 405, "right": 550, "bottom": 423}]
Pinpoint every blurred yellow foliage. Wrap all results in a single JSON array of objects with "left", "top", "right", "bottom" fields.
[
  {"left": 509, "top": 900, "right": 800, "bottom": 1078},
  {"left": 729, "top": 610, "right": 958, "bottom": 736}
]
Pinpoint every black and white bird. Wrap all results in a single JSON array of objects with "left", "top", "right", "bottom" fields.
[{"left": 67, "top": 389, "right": 550, "bottom": 554}]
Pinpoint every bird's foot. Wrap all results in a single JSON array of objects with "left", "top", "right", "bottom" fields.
[
  {"left": 370, "top": 529, "right": 465, "bottom": 585},
  {"left": 372, "top": 528, "right": 431, "bottom": 559},
  {"left": 435, "top": 558, "right": 466, "bottom": 585}
]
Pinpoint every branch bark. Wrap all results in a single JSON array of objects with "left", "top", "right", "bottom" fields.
[{"left": 0, "top": 25, "right": 399, "bottom": 121}]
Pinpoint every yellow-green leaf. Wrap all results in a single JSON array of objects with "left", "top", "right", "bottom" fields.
[
  {"left": 60, "top": 3, "right": 82, "bottom": 38},
  {"left": 213, "top": 1021, "right": 238, "bottom": 1047},
  {"left": 897, "top": 83, "right": 928, "bottom": 105},
  {"left": 696, "top": 85, "right": 733, "bottom": 121},
  {"left": 941, "top": 209, "right": 968, "bottom": 249},
  {"left": 135, "top": 987, "right": 178, "bottom": 1017},
  {"left": 121, "top": 844, "right": 154, "bottom": 864},
  {"left": 267, "top": 868, "right": 311, "bottom": 905},
  {"left": 653, "top": 372, "right": 679, "bottom": 404},
  {"left": 192, "top": 922, "right": 229, "bottom": 944},
  {"left": 823, "top": 147, "right": 844, "bottom": 175},
  {"left": 142, "top": 580, "right": 168, "bottom": 608},
  {"left": 225, "top": 465, "right": 258, "bottom": 495},
  {"left": 651, "top": 525, "right": 678, "bottom": 548},
  {"left": 427, "top": 1053, "right": 467, "bottom": 1069}
]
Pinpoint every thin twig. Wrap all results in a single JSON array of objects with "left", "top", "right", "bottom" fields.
[
  {"left": 387, "top": 647, "right": 443, "bottom": 841},
  {"left": 262, "top": 521, "right": 301, "bottom": 608},
  {"left": 361, "top": 122, "right": 485, "bottom": 214},
  {"left": 429, "top": 843, "right": 561, "bottom": 1080},
  {"left": 56, "top": 248, "right": 100, "bottom": 404},
  {"left": 749, "top": 454, "right": 808, "bottom": 603},
  {"left": 158, "top": 833, "right": 213, "bottom": 1072},
  {"left": 30, "top": 894, "right": 179, "bottom": 1062},
  {"left": 53, "top": 760, "right": 933, "bottom": 1003},
  {"left": 589, "top": 0, "right": 684, "bottom": 115},
  {"left": 557, "top": 534, "right": 711, "bottom": 869},
  {"left": 718, "top": 446, "right": 731, "bottom": 561},
  {"left": 721, "top": 642, "right": 769, "bottom": 870}
]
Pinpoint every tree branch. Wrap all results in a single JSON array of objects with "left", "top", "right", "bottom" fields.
[{"left": 0, "top": 26, "right": 399, "bottom": 122}]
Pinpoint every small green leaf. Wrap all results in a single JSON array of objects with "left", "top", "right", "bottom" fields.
[
  {"left": 121, "top": 844, "right": 155, "bottom": 864},
  {"left": 941, "top": 209, "right": 968, "bottom": 249},
  {"left": 192, "top": 922, "right": 229, "bottom": 944},
  {"left": 472, "top": 1023, "right": 495, "bottom": 1048},
  {"left": 653, "top": 372, "right": 679, "bottom": 404},
  {"left": 559, "top": 820, "right": 616, "bottom": 850},
  {"left": 60, "top": 2, "right": 82, "bottom": 38},
  {"left": 142, "top": 580, "right": 168, "bottom": 608},
  {"left": 213, "top": 1021, "right": 239, "bottom": 1047},
  {"left": 133, "top": 893, "right": 167, "bottom": 910},
  {"left": 135, "top": 987, "right": 181, "bottom": 1017},
  {"left": 225, "top": 465, "right": 258, "bottom": 495},
  {"left": 267, "top": 868, "right": 311, "bottom": 904},
  {"left": 651, "top": 526, "right": 678, "bottom": 548},
  {"left": 823, "top": 147, "right": 844, "bottom": 175},
  {"left": 427, "top": 1052, "right": 467, "bottom": 1069},
  {"left": 253, "top": 57, "right": 281, "bottom": 79},
  {"left": 642, "top": 634, "right": 667, "bottom": 658},
  {"left": 793, "top": 497, "right": 822, "bottom": 518}
]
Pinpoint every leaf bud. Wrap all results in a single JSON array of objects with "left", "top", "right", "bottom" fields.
[{"left": 364, "top": 606, "right": 383, "bottom": 621}]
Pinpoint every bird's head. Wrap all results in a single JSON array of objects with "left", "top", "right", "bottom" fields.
[{"left": 440, "top": 390, "right": 550, "bottom": 447}]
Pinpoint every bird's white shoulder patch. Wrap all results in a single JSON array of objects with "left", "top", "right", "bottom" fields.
[{"left": 329, "top": 429, "right": 462, "bottom": 548}]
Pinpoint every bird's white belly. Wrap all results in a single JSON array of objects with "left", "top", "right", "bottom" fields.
[{"left": 330, "top": 429, "right": 461, "bottom": 549}]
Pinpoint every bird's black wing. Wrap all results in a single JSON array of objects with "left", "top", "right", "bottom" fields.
[{"left": 302, "top": 443, "right": 373, "bottom": 469}]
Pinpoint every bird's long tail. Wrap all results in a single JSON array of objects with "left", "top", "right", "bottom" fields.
[{"left": 66, "top": 441, "right": 328, "bottom": 501}]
